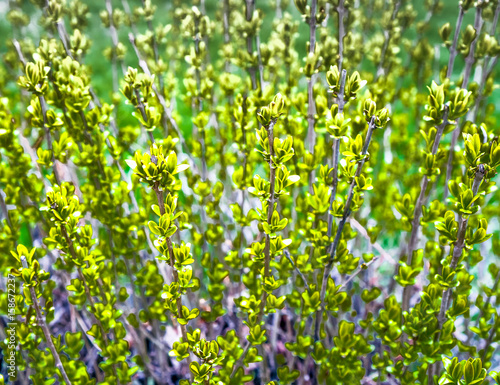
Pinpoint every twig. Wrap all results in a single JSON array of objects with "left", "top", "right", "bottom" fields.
[
  {"left": 315, "top": 115, "right": 377, "bottom": 341},
  {"left": 260, "top": 118, "right": 278, "bottom": 315},
  {"left": 306, "top": 0, "right": 318, "bottom": 154},
  {"left": 21, "top": 256, "right": 73, "bottom": 385},
  {"left": 229, "top": 341, "right": 252, "bottom": 379},
  {"left": 446, "top": 6, "right": 466, "bottom": 79},
  {"left": 376, "top": 0, "right": 402, "bottom": 77},
  {"left": 349, "top": 218, "right": 396, "bottom": 265},
  {"left": 337, "top": 0, "right": 346, "bottom": 71},
  {"left": 430, "top": 164, "right": 485, "bottom": 381},
  {"left": 152, "top": 185, "right": 191, "bottom": 370},
  {"left": 13, "top": 39, "right": 63, "bottom": 185},
  {"left": 0, "top": 190, "right": 12, "bottom": 229},
  {"left": 284, "top": 250, "right": 310, "bottom": 291},
  {"left": 444, "top": 6, "right": 483, "bottom": 199},
  {"left": 245, "top": 0, "right": 257, "bottom": 89},
  {"left": 437, "top": 165, "right": 485, "bottom": 327},
  {"left": 339, "top": 256, "right": 379, "bottom": 290},
  {"left": 327, "top": 69, "right": 347, "bottom": 238},
  {"left": 128, "top": 33, "right": 198, "bottom": 171},
  {"left": 402, "top": 105, "right": 450, "bottom": 314}
]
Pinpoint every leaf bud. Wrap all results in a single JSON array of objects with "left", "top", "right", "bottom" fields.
[
  {"left": 326, "top": 65, "right": 340, "bottom": 91},
  {"left": 427, "top": 81, "right": 445, "bottom": 110},
  {"left": 439, "top": 23, "right": 451, "bottom": 42},
  {"left": 463, "top": 24, "right": 477, "bottom": 45},
  {"left": 460, "top": 0, "right": 474, "bottom": 11},
  {"left": 327, "top": 112, "right": 350, "bottom": 138},
  {"left": 294, "top": 0, "right": 308, "bottom": 15},
  {"left": 257, "top": 106, "right": 271, "bottom": 126},
  {"left": 375, "top": 108, "right": 390, "bottom": 129},
  {"left": 270, "top": 93, "right": 286, "bottom": 117},
  {"left": 124, "top": 67, "right": 138, "bottom": 87},
  {"left": 345, "top": 71, "right": 367, "bottom": 100},
  {"left": 47, "top": 0, "right": 63, "bottom": 22},
  {"left": 363, "top": 99, "right": 377, "bottom": 121},
  {"left": 449, "top": 88, "right": 472, "bottom": 120}
]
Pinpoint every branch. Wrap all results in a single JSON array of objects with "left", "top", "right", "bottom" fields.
[
  {"left": 327, "top": 69, "right": 347, "bottom": 238},
  {"left": 260, "top": 117, "right": 278, "bottom": 316},
  {"left": 444, "top": 7, "right": 483, "bottom": 199},
  {"left": 152, "top": 185, "right": 191, "bottom": 370},
  {"left": 128, "top": 33, "right": 198, "bottom": 172},
  {"left": 284, "top": 250, "right": 311, "bottom": 291},
  {"left": 306, "top": 0, "right": 318, "bottom": 154},
  {"left": 315, "top": 115, "right": 377, "bottom": 341},
  {"left": 446, "top": 6, "right": 466, "bottom": 79},
  {"left": 21, "top": 256, "right": 73, "bottom": 385},
  {"left": 402, "top": 105, "right": 450, "bottom": 314}
]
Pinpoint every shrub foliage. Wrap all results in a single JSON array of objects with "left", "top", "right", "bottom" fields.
[{"left": 1, "top": 0, "right": 500, "bottom": 384}]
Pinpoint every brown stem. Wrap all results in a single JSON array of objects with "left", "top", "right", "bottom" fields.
[
  {"left": 462, "top": 7, "right": 483, "bottom": 90},
  {"left": 229, "top": 342, "right": 251, "bottom": 379},
  {"left": 443, "top": 7, "right": 483, "bottom": 199},
  {"left": 255, "top": 34, "right": 265, "bottom": 90},
  {"left": 327, "top": 69, "right": 347, "bottom": 237},
  {"left": 133, "top": 88, "right": 155, "bottom": 144},
  {"left": 265, "top": 120, "right": 277, "bottom": 259},
  {"left": 38, "top": 95, "right": 62, "bottom": 185},
  {"left": 481, "top": 317, "right": 498, "bottom": 362},
  {"left": 232, "top": 118, "right": 278, "bottom": 377},
  {"left": 315, "top": 116, "right": 377, "bottom": 341},
  {"left": 431, "top": 165, "right": 485, "bottom": 379},
  {"left": 60, "top": 226, "right": 111, "bottom": 345},
  {"left": 153, "top": 186, "right": 191, "bottom": 369},
  {"left": 306, "top": 0, "right": 318, "bottom": 155},
  {"left": 402, "top": 105, "right": 449, "bottom": 314},
  {"left": 284, "top": 250, "right": 310, "bottom": 291},
  {"left": 106, "top": 0, "right": 126, "bottom": 98},
  {"left": 376, "top": 0, "right": 402, "bottom": 78},
  {"left": 21, "top": 256, "right": 73, "bottom": 385},
  {"left": 245, "top": 0, "right": 257, "bottom": 89},
  {"left": 337, "top": 0, "right": 345, "bottom": 71},
  {"left": 446, "top": 7, "right": 466, "bottom": 79},
  {"left": 260, "top": 117, "right": 278, "bottom": 317},
  {"left": 0, "top": 191, "right": 12, "bottom": 229},
  {"left": 128, "top": 33, "right": 197, "bottom": 170}
]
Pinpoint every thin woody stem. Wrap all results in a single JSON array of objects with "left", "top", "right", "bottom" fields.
[
  {"left": 327, "top": 69, "right": 347, "bottom": 238},
  {"left": 437, "top": 165, "right": 485, "bottom": 328},
  {"left": 337, "top": 0, "right": 345, "bottom": 71},
  {"left": 444, "top": 6, "right": 483, "bottom": 199},
  {"left": 315, "top": 116, "right": 377, "bottom": 341},
  {"left": 21, "top": 256, "right": 73, "bottom": 385},
  {"left": 260, "top": 117, "right": 278, "bottom": 316},
  {"left": 285, "top": 250, "right": 310, "bottom": 291},
  {"left": 42, "top": 0, "right": 119, "bottom": 135},
  {"left": 430, "top": 165, "right": 485, "bottom": 381},
  {"left": 0, "top": 190, "right": 12, "bottom": 229},
  {"left": 60, "top": 226, "right": 112, "bottom": 350},
  {"left": 306, "top": 0, "right": 318, "bottom": 155},
  {"left": 152, "top": 186, "right": 191, "bottom": 368},
  {"left": 376, "top": 0, "right": 402, "bottom": 78},
  {"left": 231, "top": 118, "right": 278, "bottom": 378},
  {"left": 245, "top": 0, "right": 257, "bottom": 89},
  {"left": 38, "top": 95, "right": 62, "bottom": 185},
  {"left": 402, "top": 105, "right": 449, "bottom": 314},
  {"left": 128, "top": 33, "right": 197, "bottom": 170},
  {"left": 133, "top": 88, "right": 156, "bottom": 144},
  {"left": 193, "top": 16, "right": 207, "bottom": 181},
  {"left": 446, "top": 6, "right": 466, "bottom": 79}
]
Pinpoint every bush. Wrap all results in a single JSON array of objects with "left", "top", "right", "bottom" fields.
[{"left": 1, "top": 0, "right": 500, "bottom": 384}]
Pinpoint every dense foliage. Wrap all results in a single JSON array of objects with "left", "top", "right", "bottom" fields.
[{"left": 1, "top": 0, "right": 500, "bottom": 384}]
